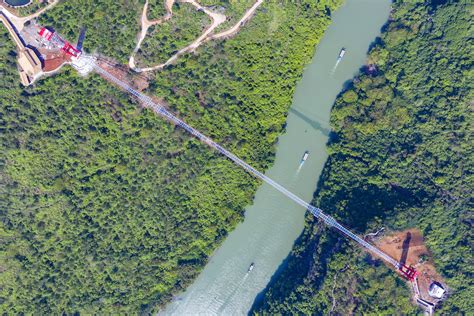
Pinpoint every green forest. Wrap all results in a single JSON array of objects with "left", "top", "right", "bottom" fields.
[
  {"left": 253, "top": 0, "right": 472, "bottom": 315},
  {"left": 148, "top": 0, "right": 169, "bottom": 20},
  {"left": 199, "top": 0, "right": 255, "bottom": 32},
  {"left": 0, "top": 0, "right": 343, "bottom": 313}
]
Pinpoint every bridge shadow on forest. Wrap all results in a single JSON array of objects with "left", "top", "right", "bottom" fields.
[{"left": 400, "top": 232, "right": 411, "bottom": 266}]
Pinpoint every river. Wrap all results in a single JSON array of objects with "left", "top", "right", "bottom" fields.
[{"left": 162, "top": 0, "right": 391, "bottom": 314}]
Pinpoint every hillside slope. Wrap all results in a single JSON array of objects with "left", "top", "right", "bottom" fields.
[
  {"left": 0, "top": 0, "right": 343, "bottom": 313},
  {"left": 254, "top": 1, "right": 472, "bottom": 314}
]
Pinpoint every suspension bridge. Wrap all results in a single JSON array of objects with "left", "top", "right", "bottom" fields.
[{"left": 85, "top": 58, "right": 417, "bottom": 281}]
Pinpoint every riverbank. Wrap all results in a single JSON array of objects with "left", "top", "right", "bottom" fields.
[
  {"left": 163, "top": 0, "right": 391, "bottom": 314},
  {"left": 254, "top": 1, "right": 470, "bottom": 314}
]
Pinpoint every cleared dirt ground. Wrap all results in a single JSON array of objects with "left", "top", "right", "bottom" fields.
[
  {"left": 96, "top": 57, "right": 150, "bottom": 92},
  {"left": 43, "top": 51, "right": 70, "bottom": 72},
  {"left": 374, "top": 229, "right": 446, "bottom": 305}
]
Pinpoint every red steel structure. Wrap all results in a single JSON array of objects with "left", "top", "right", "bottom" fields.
[
  {"left": 39, "top": 27, "right": 81, "bottom": 57},
  {"left": 400, "top": 264, "right": 419, "bottom": 281}
]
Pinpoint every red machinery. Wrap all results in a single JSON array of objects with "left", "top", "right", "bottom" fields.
[
  {"left": 399, "top": 264, "right": 418, "bottom": 281},
  {"left": 39, "top": 27, "right": 81, "bottom": 57}
]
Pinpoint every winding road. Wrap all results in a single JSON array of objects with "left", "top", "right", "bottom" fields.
[
  {"left": 2, "top": 0, "right": 264, "bottom": 73},
  {"left": 128, "top": 0, "right": 173, "bottom": 70},
  {"left": 129, "top": 0, "right": 264, "bottom": 73}
]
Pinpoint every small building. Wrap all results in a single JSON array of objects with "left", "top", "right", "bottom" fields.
[
  {"left": 428, "top": 282, "right": 445, "bottom": 299},
  {"left": 1, "top": 11, "right": 42, "bottom": 85},
  {"left": 18, "top": 47, "right": 42, "bottom": 76},
  {"left": 18, "top": 69, "right": 30, "bottom": 85}
]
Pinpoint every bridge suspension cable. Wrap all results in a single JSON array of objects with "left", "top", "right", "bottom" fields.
[{"left": 92, "top": 62, "right": 400, "bottom": 269}]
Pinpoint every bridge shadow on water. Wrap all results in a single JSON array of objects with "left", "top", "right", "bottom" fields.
[
  {"left": 248, "top": 14, "right": 401, "bottom": 314},
  {"left": 289, "top": 107, "right": 331, "bottom": 137}
]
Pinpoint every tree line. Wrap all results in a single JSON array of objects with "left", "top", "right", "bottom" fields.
[
  {"left": 254, "top": 0, "right": 472, "bottom": 314},
  {"left": 1, "top": 0, "right": 343, "bottom": 313}
]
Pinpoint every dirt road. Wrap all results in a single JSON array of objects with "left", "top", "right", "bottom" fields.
[
  {"left": 1, "top": 0, "right": 59, "bottom": 30},
  {"left": 131, "top": 0, "right": 263, "bottom": 73},
  {"left": 129, "top": 0, "right": 173, "bottom": 70},
  {"left": 210, "top": 0, "right": 263, "bottom": 39}
]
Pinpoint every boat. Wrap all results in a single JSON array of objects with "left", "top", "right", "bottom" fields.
[
  {"left": 338, "top": 47, "right": 346, "bottom": 59},
  {"left": 248, "top": 263, "right": 254, "bottom": 273},
  {"left": 301, "top": 150, "right": 309, "bottom": 163}
]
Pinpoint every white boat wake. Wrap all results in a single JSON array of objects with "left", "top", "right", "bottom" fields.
[
  {"left": 296, "top": 161, "right": 304, "bottom": 173},
  {"left": 217, "top": 271, "right": 250, "bottom": 313},
  {"left": 331, "top": 58, "right": 342, "bottom": 75}
]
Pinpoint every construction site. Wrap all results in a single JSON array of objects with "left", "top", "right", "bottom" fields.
[
  {"left": 0, "top": 7, "right": 80, "bottom": 85},
  {"left": 372, "top": 229, "right": 447, "bottom": 313}
]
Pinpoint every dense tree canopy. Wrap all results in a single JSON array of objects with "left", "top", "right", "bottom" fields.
[
  {"left": 0, "top": 0, "right": 342, "bottom": 313},
  {"left": 254, "top": 1, "right": 472, "bottom": 314},
  {"left": 136, "top": 2, "right": 211, "bottom": 67}
]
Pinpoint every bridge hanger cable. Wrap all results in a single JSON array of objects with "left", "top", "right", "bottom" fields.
[{"left": 93, "top": 62, "right": 401, "bottom": 269}]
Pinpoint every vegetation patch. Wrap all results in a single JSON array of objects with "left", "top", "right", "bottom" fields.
[
  {"left": 11, "top": 0, "right": 46, "bottom": 16},
  {"left": 253, "top": 1, "right": 472, "bottom": 314},
  {"left": 200, "top": 0, "right": 255, "bottom": 32},
  {"left": 148, "top": 0, "right": 169, "bottom": 20},
  {"left": 135, "top": 2, "right": 211, "bottom": 67},
  {"left": 1, "top": 0, "right": 343, "bottom": 313},
  {"left": 38, "top": 0, "right": 142, "bottom": 63}
]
